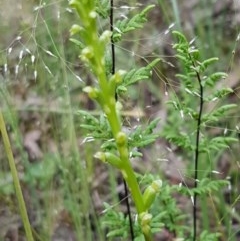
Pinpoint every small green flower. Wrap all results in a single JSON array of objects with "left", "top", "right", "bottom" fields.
[
  {"left": 110, "top": 70, "right": 126, "bottom": 84},
  {"left": 116, "top": 132, "right": 127, "bottom": 146},
  {"left": 69, "top": 0, "right": 80, "bottom": 8},
  {"left": 89, "top": 11, "right": 97, "bottom": 19},
  {"left": 139, "top": 212, "right": 152, "bottom": 225},
  {"left": 139, "top": 212, "right": 152, "bottom": 235},
  {"left": 83, "top": 86, "right": 99, "bottom": 99},
  {"left": 81, "top": 46, "right": 94, "bottom": 62},
  {"left": 99, "top": 30, "right": 112, "bottom": 43},
  {"left": 94, "top": 152, "right": 106, "bottom": 162},
  {"left": 70, "top": 24, "right": 83, "bottom": 36},
  {"left": 143, "top": 179, "right": 162, "bottom": 210},
  {"left": 94, "top": 152, "right": 123, "bottom": 169}
]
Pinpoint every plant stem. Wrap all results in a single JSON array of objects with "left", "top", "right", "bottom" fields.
[
  {"left": 110, "top": 1, "right": 134, "bottom": 240},
  {"left": 123, "top": 179, "right": 135, "bottom": 240},
  {"left": 70, "top": 0, "right": 151, "bottom": 239},
  {"left": 0, "top": 111, "right": 34, "bottom": 241},
  {"left": 192, "top": 63, "right": 204, "bottom": 241}
]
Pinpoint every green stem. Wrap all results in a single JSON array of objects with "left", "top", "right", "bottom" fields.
[
  {"left": 0, "top": 111, "right": 34, "bottom": 241},
  {"left": 70, "top": 1, "right": 152, "bottom": 239},
  {"left": 107, "top": 103, "right": 145, "bottom": 214},
  {"left": 143, "top": 232, "right": 152, "bottom": 241},
  {"left": 120, "top": 156, "right": 145, "bottom": 214}
]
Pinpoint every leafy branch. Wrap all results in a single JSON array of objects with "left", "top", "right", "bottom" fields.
[{"left": 171, "top": 30, "right": 237, "bottom": 240}]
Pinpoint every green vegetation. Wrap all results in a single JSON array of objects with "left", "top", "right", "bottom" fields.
[{"left": 0, "top": 0, "right": 239, "bottom": 241}]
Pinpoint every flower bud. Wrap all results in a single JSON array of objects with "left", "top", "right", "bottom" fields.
[
  {"left": 139, "top": 212, "right": 152, "bottom": 235},
  {"left": 81, "top": 46, "right": 94, "bottom": 62},
  {"left": 89, "top": 11, "right": 97, "bottom": 19},
  {"left": 70, "top": 24, "right": 83, "bottom": 36},
  {"left": 139, "top": 212, "right": 152, "bottom": 226},
  {"left": 143, "top": 179, "right": 162, "bottom": 210},
  {"left": 94, "top": 152, "right": 106, "bottom": 162},
  {"left": 83, "top": 86, "right": 99, "bottom": 99},
  {"left": 99, "top": 30, "right": 112, "bottom": 43},
  {"left": 105, "top": 152, "right": 123, "bottom": 169},
  {"left": 110, "top": 70, "right": 126, "bottom": 84},
  {"left": 116, "top": 132, "right": 127, "bottom": 146},
  {"left": 94, "top": 152, "right": 123, "bottom": 169},
  {"left": 69, "top": 0, "right": 80, "bottom": 8}
]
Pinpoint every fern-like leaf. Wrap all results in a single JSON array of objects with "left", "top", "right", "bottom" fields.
[{"left": 112, "top": 5, "right": 155, "bottom": 42}]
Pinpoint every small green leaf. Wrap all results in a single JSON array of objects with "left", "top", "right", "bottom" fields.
[
  {"left": 107, "top": 228, "right": 127, "bottom": 238},
  {"left": 204, "top": 72, "right": 228, "bottom": 87},
  {"left": 117, "top": 58, "right": 160, "bottom": 93},
  {"left": 69, "top": 38, "right": 84, "bottom": 49},
  {"left": 172, "top": 31, "right": 188, "bottom": 44},
  {"left": 202, "top": 104, "right": 237, "bottom": 123},
  {"left": 204, "top": 88, "right": 233, "bottom": 101},
  {"left": 199, "top": 57, "right": 219, "bottom": 72},
  {"left": 112, "top": 5, "right": 155, "bottom": 42},
  {"left": 95, "top": 0, "right": 110, "bottom": 18}
]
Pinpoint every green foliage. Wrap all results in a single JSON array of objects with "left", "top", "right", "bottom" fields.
[
  {"left": 101, "top": 203, "right": 130, "bottom": 239},
  {"left": 78, "top": 110, "right": 112, "bottom": 140},
  {"left": 128, "top": 118, "right": 160, "bottom": 151},
  {"left": 154, "top": 184, "right": 187, "bottom": 236},
  {"left": 117, "top": 59, "right": 160, "bottom": 94},
  {"left": 199, "top": 230, "right": 221, "bottom": 241},
  {"left": 179, "top": 178, "right": 229, "bottom": 197},
  {"left": 161, "top": 30, "right": 238, "bottom": 239},
  {"left": 202, "top": 104, "right": 237, "bottom": 123},
  {"left": 112, "top": 5, "right": 155, "bottom": 42},
  {"left": 163, "top": 30, "right": 238, "bottom": 156},
  {"left": 200, "top": 136, "right": 238, "bottom": 152},
  {"left": 95, "top": 0, "right": 110, "bottom": 19},
  {"left": 101, "top": 202, "right": 164, "bottom": 241},
  {"left": 0, "top": 172, "right": 14, "bottom": 195},
  {"left": 24, "top": 154, "right": 57, "bottom": 189}
]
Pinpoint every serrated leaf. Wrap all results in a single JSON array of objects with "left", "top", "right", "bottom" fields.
[
  {"left": 77, "top": 110, "right": 99, "bottom": 123},
  {"left": 202, "top": 104, "right": 237, "bottom": 123},
  {"left": 204, "top": 72, "right": 228, "bottom": 87},
  {"left": 175, "top": 74, "right": 188, "bottom": 80},
  {"left": 78, "top": 111, "right": 113, "bottom": 140},
  {"left": 119, "top": 58, "right": 160, "bottom": 91},
  {"left": 202, "top": 136, "right": 238, "bottom": 152},
  {"left": 95, "top": 0, "right": 110, "bottom": 18},
  {"left": 128, "top": 118, "right": 160, "bottom": 148},
  {"left": 199, "top": 57, "right": 219, "bottom": 72},
  {"left": 205, "top": 88, "right": 233, "bottom": 101},
  {"left": 112, "top": 5, "right": 155, "bottom": 42},
  {"left": 69, "top": 38, "right": 84, "bottom": 49},
  {"left": 80, "top": 124, "right": 97, "bottom": 131},
  {"left": 192, "top": 178, "right": 229, "bottom": 195},
  {"left": 172, "top": 31, "right": 188, "bottom": 45},
  {"left": 106, "top": 228, "right": 127, "bottom": 238}
]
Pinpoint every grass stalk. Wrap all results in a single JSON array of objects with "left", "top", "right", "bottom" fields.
[{"left": 0, "top": 111, "right": 34, "bottom": 241}]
